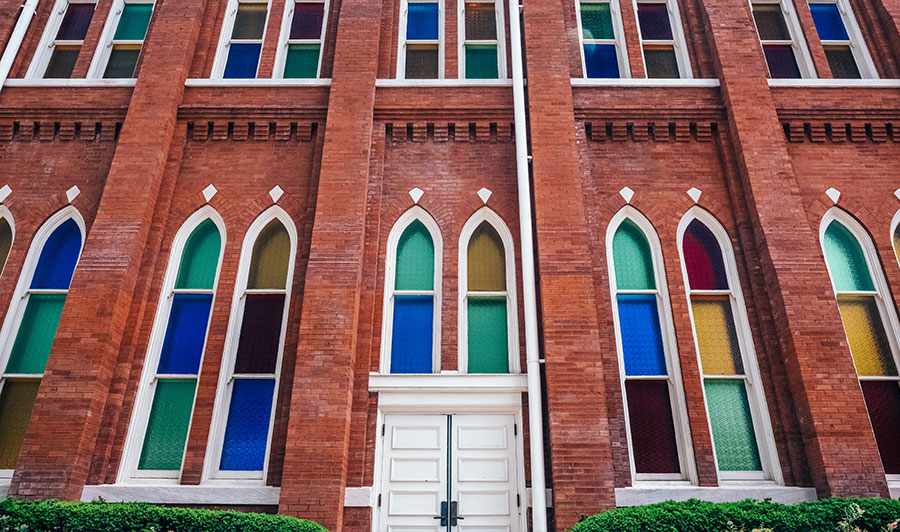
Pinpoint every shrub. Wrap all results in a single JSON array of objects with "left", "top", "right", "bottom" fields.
[
  {"left": 570, "top": 498, "right": 900, "bottom": 532},
  {"left": 0, "top": 497, "right": 328, "bottom": 532}
]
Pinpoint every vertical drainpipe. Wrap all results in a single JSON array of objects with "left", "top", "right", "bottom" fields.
[
  {"left": 507, "top": 0, "right": 548, "bottom": 530},
  {"left": 0, "top": 0, "right": 40, "bottom": 96}
]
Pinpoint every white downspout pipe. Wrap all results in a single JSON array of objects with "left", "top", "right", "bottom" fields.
[
  {"left": 507, "top": 1, "right": 548, "bottom": 530},
  {"left": 0, "top": 0, "right": 39, "bottom": 96}
]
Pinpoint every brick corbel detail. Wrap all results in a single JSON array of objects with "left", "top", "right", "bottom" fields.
[
  {"left": 584, "top": 120, "right": 718, "bottom": 142},
  {"left": 187, "top": 120, "right": 320, "bottom": 142},
  {"left": 0, "top": 120, "right": 122, "bottom": 142},
  {"left": 780, "top": 121, "right": 898, "bottom": 143}
]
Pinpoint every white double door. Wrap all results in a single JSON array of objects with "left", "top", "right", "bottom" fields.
[{"left": 378, "top": 413, "right": 521, "bottom": 532}]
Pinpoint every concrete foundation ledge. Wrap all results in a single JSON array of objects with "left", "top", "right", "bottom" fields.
[
  {"left": 0, "top": 479, "right": 10, "bottom": 498},
  {"left": 615, "top": 486, "right": 818, "bottom": 507},
  {"left": 80, "top": 485, "right": 281, "bottom": 505}
]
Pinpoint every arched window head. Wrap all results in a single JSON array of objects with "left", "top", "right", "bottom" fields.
[
  {"left": 247, "top": 220, "right": 291, "bottom": 290},
  {"left": 396, "top": 220, "right": 435, "bottom": 291},
  {"left": 613, "top": 219, "right": 655, "bottom": 290},
  {"left": 682, "top": 220, "right": 728, "bottom": 290}
]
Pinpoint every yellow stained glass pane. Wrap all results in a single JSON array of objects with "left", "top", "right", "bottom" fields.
[
  {"left": 247, "top": 220, "right": 291, "bottom": 290},
  {"left": 0, "top": 379, "right": 41, "bottom": 469},
  {"left": 837, "top": 295, "right": 899, "bottom": 377},
  {"left": 692, "top": 295, "right": 743, "bottom": 375},
  {"left": 468, "top": 222, "right": 505, "bottom": 291}
]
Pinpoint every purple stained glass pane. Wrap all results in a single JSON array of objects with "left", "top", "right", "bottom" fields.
[
  {"left": 234, "top": 294, "right": 285, "bottom": 374},
  {"left": 290, "top": 2, "right": 325, "bottom": 39},
  {"left": 625, "top": 379, "right": 681, "bottom": 474},
  {"left": 637, "top": 3, "right": 673, "bottom": 40},
  {"left": 861, "top": 381, "right": 900, "bottom": 474},
  {"left": 56, "top": 3, "right": 95, "bottom": 41},
  {"left": 763, "top": 44, "right": 801, "bottom": 78}
]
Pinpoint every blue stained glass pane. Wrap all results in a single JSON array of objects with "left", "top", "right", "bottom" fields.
[
  {"left": 30, "top": 219, "right": 82, "bottom": 290},
  {"left": 407, "top": 3, "right": 439, "bottom": 40},
  {"left": 617, "top": 294, "right": 667, "bottom": 376},
  {"left": 223, "top": 43, "right": 262, "bottom": 79},
  {"left": 583, "top": 43, "right": 620, "bottom": 78},
  {"left": 157, "top": 293, "right": 212, "bottom": 375},
  {"left": 810, "top": 3, "right": 849, "bottom": 41},
  {"left": 390, "top": 294, "right": 434, "bottom": 373},
  {"left": 219, "top": 378, "right": 276, "bottom": 471}
]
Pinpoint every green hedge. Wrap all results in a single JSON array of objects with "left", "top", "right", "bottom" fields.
[
  {"left": 0, "top": 498, "right": 328, "bottom": 532},
  {"left": 570, "top": 498, "right": 900, "bottom": 532}
]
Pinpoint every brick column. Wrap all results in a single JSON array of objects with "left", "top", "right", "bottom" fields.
[
  {"left": 700, "top": 0, "right": 889, "bottom": 498},
  {"left": 277, "top": 0, "right": 382, "bottom": 527},
  {"left": 523, "top": 2, "right": 617, "bottom": 529},
  {"left": 9, "top": 0, "right": 209, "bottom": 501}
]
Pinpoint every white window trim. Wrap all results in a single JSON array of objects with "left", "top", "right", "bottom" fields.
[
  {"left": 631, "top": 0, "right": 692, "bottom": 78},
  {"left": 606, "top": 206, "right": 696, "bottom": 484},
  {"left": 457, "top": 207, "right": 520, "bottom": 374},
  {"left": 397, "top": 0, "right": 445, "bottom": 79},
  {"left": 203, "top": 206, "right": 297, "bottom": 483},
  {"left": 272, "top": 0, "right": 329, "bottom": 78},
  {"left": 0, "top": 206, "right": 83, "bottom": 480},
  {"left": 26, "top": 0, "right": 99, "bottom": 79},
  {"left": 0, "top": 206, "right": 15, "bottom": 279},
  {"left": 807, "top": 0, "right": 878, "bottom": 79},
  {"left": 456, "top": 0, "right": 507, "bottom": 79},
  {"left": 379, "top": 206, "right": 442, "bottom": 374},
  {"left": 574, "top": 0, "right": 631, "bottom": 78},
  {"left": 676, "top": 207, "right": 783, "bottom": 484},
  {"left": 750, "top": 0, "right": 817, "bottom": 78},
  {"left": 86, "top": 0, "right": 156, "bottom": 79},
  {"left": 211, "top": 0, "right": 274, "bottom": 79},
  {"left": 117, "top": 207, "right": 226, "bottom": 484}
]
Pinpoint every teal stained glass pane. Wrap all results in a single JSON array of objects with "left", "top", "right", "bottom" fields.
[
  {"left": 6, "top": 294, "right": 67, "bottom": 374},
  {"left": 823, "top": 221, "right": 874, "bottom": 292},
  {"left": 284, "top": 44, "right": 320, "bottom": 78},
  {"left": 395, "top": 220, "right": 434, "bottom": 291},
  {"left": 465, "top": 44, "right": 498, "bottom": 79},
  {"left": 613, "top": 219, "right": 655, "bottom": 290},
  {"left": 175, "top": 219, "right": 221, "bottom": 290},
  {"left": 581, "top": 2, "right": 614, "bottom": 40},
  {"left": 467, "top": 297, "right": 508, "bottom": 373},
  {"left": 114, "top": 3, "right": 153, "bottom": 41},
  {"left": 705, "top": 379, "right": 762, "bottom": 471},
  {"left": 138, "top": 378, "right": 196, "bottom": 470}
]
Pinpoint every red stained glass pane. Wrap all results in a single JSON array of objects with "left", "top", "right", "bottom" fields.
[
  {"left": 625, "top": 379, "right": 681, "bottom": 474},
  {"left": 233, "top": 294, "right": 286, "bottom": 374},
  {"left": 860, "top": 381, "right": 900, "bottom": 474},
  {"left": 683, "top": 219, "right": 728, "bottom": 290}
]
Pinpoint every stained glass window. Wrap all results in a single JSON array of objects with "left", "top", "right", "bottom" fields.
[
  {"left": 810, "top": 2, "right": 862, "bottom": 79},
  {"left": 102, "top": 2, "right": 153, "bottom": 78},
  {"left": 466, "top": 221, "right": 509, "bottom": 374},
  {"left": 404, "top": 1, "right": 440, "bottom": 78},
  {"left": 44, "top": 2, "right": 95, "bottom": 79},
  {"left": 282, "top": 1, "right": 326, "bottom": 78},
  {"left": 636, "top": 3, "right": 681, "bottom": 78},
  {"left": 463, "top": 1, "right": 499, "bottom": 79},
  {"left": 752, "top": 3, "right": 804, "bottom": 78},
  {"left": 580, "top": 1, "right": 621, "bottom": 78},
  {"left": 0, "top": 218, "right": 13, "bottom": 277},
  {"left": 223, "top": 2, "right": 268, "bottom": 78},
  {"left": 389, "top": 217, "right": 436, "bottom": 374}
]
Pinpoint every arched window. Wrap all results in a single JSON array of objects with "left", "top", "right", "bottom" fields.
[
  {"left": 207, "top": 210, "right": 295, "bottom": 481},
  {"left": 0, "top": 210, "right": 15, "bottom": 278},
  {"left": 381, "top": 208, "right": 441, "bottom": 374},
  {"left": 459, "top": 208, "right": 518, "bottom": 373},
  {"left": 608, "top": 209, "right": 691, "bottom": 480},
  {"left": 822, "top": 211, "right": 900, "bottom": 475},
  {"left": 679, "top": 211, "right": 781, "bottom": 482},
  {"left": 121, "top": 211, "right": 224, "bottom": 480},
  {"left": 0, "top": 209, "right": 83, "bottom": 471}
]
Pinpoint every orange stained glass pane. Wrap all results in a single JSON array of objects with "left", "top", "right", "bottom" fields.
[
  {"left": 0, "top": 379, "right": 41, "bottom": 469},
  {"left": 692, "top": 295, "right": 744, "bottom": 375},
  {"left": 468, "top": 222, "right": 505, "bottom": 291},
  {"left": 247, "top": 220, "right": 291, "bottom": 290},
  {"left": 837, "top": 295, "right": 899, "bottom": 377}
]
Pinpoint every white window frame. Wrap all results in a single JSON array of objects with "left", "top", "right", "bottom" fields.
[
  {"left": 632, "top": 0, "right": 692, "bottom": 78},
  {"left": 0, "top": 206, "right": 83, "bottom": 480},
  {"left": 676, "top": 207, "right": 783, "bottom": 484},
  {"left": 397, "top": 0, "right": 445, "bottom": 79},
  {"left": 749, "top": 0, "right": 817, "bottom": 78},
  {"left": 574, "top": 0, "right": 631, "bottom": 78},
  {"left": 203, "top": 206, "right": 297, "bottom": 483},
  {"left": 26, "top": 0, "right": 99, "bottom": 79},
  {"left": 823, "top": 207, "right": 900, "bottom": 485},
  {"left": 86, "top": 0, "right": 156, "bottom": 79},
  {"left": 211, "top": 0, "right": 274, "bottom": 79},
  {"left": 379, "top": 206, "right": 442, "bottom": 374},
  {"left": 117, "top": 207, "right": 226, "bottom": 483},
  {"left": 457, "top": 207, "right": 519, "bottom": 374},
  {"left": 807, "top": 0, "right": 877, "bottom": 79},
  {"left": 273, "top": 0, "right": 329, "bottom": 78},
  {"left": 457, "top": 0, "right": 507, "bottom": 79},
  {"left": 606, "top": 206, "right": 696, "bottom": 484}
]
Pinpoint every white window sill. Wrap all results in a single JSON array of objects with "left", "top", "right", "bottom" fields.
[
  {"left": 3, "top": 79, "right": 137, "bottom": 87},
  {"left": 376, "top": 79, "right": 513, "bottom": 87},
  {"left": 767, "top": 78, "right": 900, "bottom": 88},
  {"left": 571, "top": 78, "right": 719, "bottom": 87},
  {"left": 185, "top": 78, "right": 332, "bottom": 87},
  {"left": 615, "top": 485, "right": 817, "bottom": 506},
  {"left": 80, "top": 484, "right": 281, "bottom": 505},
  {"left": 368, "top": 372, "right": 527, "bottom": 392}
]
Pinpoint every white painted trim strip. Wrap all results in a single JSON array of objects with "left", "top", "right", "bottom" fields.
[
  {"left": 344, "top": 486, "right": 373, "bottom": 507},
  {"left": 615, "top": 486, "right": 817, "bottom": 506},
  {"left": 375, "top": 79, "right": 513, "bottom": 87},
  {"left": 368, "top": 373, "right": 528, "bottom": 392},
  {"left": 4, "top": 79, "right": 137, "bottom": 87},
  {"left": 768, "top": 78, "right": 900, "bottom": 88},
  {"left": 526, "top": 488, "right": 554, "bottom": 508},
  {"left": 185, "top": 78, "right": 332, "bottom": 87},
  {"left": 81, "top": 485, "right": 281, "bottom": 505},
  {"left": 0, "top": 478, "right": 9, "bottom": 498},
  {"left": 571, "top": 78, "right": 719, "bottom": 87},
  {"left": 890, "top": 482, "right": 900, "bottom": 499}
]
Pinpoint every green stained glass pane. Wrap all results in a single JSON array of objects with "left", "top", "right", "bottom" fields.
[
  {"left": 284, "top": 44, "right": 321, "bottom": 78},
  {"left": 103, "top": 44, "right": 141, "bottom": 78},
  {"left": 467, "top": 297, "right": 508, "bottom": 373},
  {"left": 248, "top": 220, "right": 291, "bottom": 289},
  {"left": 705, "top": 379, "right": 762, "bottom": 471},
  {"left": 0, "top": 379, "right": 41, "bottom": 469},
  {"left": 138, "top": 378, "right": 196, "bottom": 470},
  {"left": 823, "top": 221, "right": 874, "bottom": 292},
  {"left": 395, "top": 220, "right": 434, "bottom": 291},
  {"left": 465, "top": 44, "right": 498, "bottom": 79},
  {"left": 6, "top": 293, "right": 66, "bottom": 375},
  {"left": 613, "top": 219, "right": 655, "bottom": 290},
  {"left": 175, "top": 219, "right": 221, "bottom": 290},
  {"left": 0, "top": 218, "right": 12, "bottom": 276},
  {"left": 114, "top": 3, "right": 153, "bottom": 41},
  {"left": 468, "top": 222, "right": 505, "bottom": 291},
  {"left": 581, "top": 2, "right": 614, "bottom": 40}
]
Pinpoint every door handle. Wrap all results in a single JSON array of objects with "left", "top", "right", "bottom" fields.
[
  {"left": 434, "top": 501, "right": 448, "bottom": 527},
  {"left": 450, "top": 501, "right": 464, "bottom": 526}
]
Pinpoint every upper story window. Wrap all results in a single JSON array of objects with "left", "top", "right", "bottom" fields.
[
  {"left": 89, "top": 0, "right": 154, "bottom": 78},
  {"left": 275, "top": 0, "right": 328, "bottom": 78},
  {"left": 459, "top": 0, "right": 505, "bottom": 79},
  {"left": 215, "top": 0, "right": 271, "bottom": 79},
  {"left": 399, "top": 0, "right": 443, "bottom": 79},
  {"left": 634, "top": 0, "right": 691, "bottom": 78},
  {"left": 808, "top": 0, "right": 876, "bottom": 78},
  {"left": 750, "top": 0, "right": 815, "bottom": 78},
  {"left": 576, "top": 0, "right": 628, "bottom": 77},
  {"left": 28, "top": 0, "right": 97, "bottom": 79}
]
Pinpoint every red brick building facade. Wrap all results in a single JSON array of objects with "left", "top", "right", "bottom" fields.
[{"left": 0, "top": 0, "right": 899, "bottom": 529}]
